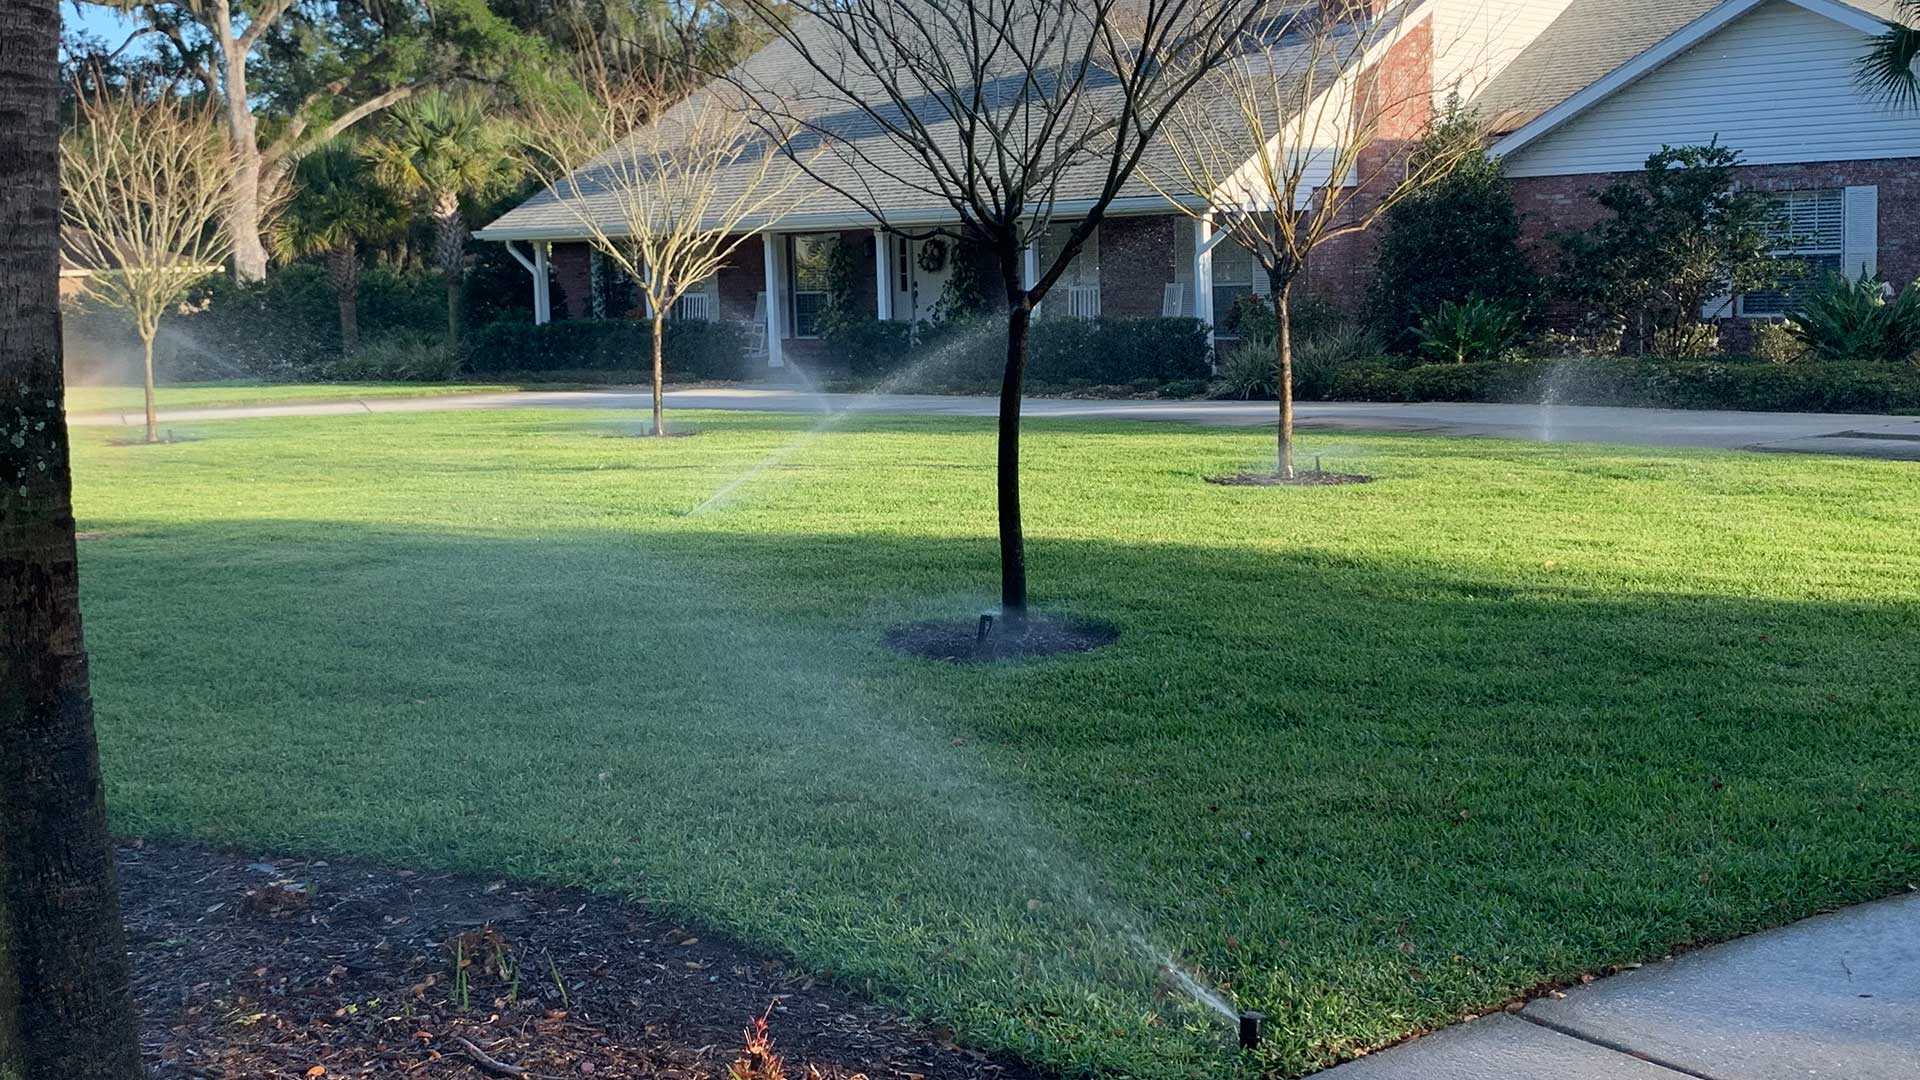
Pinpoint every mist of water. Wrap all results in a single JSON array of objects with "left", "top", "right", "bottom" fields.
[{"left": 685, "top": 320, "right": 1004, "bottom": 516}]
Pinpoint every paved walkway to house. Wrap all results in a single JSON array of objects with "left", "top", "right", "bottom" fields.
[
  {"left": 69, "top": 387, "right": 1920, "bottom": 457},
  {"left": 1316, "top": 890, "right": 1920, "bottom": 1079}
]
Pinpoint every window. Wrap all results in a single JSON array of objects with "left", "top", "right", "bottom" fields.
[
  {"left": 1210, "top": 239, "right": 1257, "bottom": 333},
  {"left": 788, "top": 234, "right": 837, "bottom": 337},
  {"left": 1739, "top": 189, "right": 1845, "bottom": 318}
]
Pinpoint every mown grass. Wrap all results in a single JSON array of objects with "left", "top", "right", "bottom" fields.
[
  {"left": 64, "top": 381, "right": 515, "bottom": 414},
  {"left": 69, "top": 409, "right": 1920, "bottom": 1078}
]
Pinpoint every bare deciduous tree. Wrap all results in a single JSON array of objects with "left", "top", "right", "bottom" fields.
[
  {"left": 62, "top": 87, "right": 236, "bottom": 444},
  {"left": 735, "top": 0, "right": 1272, "bottom": 621},
  {"left": 523, "top": 62, "right": 805, "bottom": 437},
  {"left": 1, "top": 1, "right": 144, "bottom": 1076},
  {"left": 1155, "top": 6, "right": 1481, "bottom": 478}
]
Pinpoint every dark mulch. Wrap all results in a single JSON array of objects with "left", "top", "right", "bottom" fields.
[
  {"left": 1204, "top": 470, "right": 1373, "bottom": 487},
  {"left": 882, "top": 616, "right": 1118, "bottom": 663},
  {"left": 120, "top": 842, "right": 1041, "bottom": 1080}
]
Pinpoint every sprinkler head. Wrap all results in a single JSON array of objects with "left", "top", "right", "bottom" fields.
[
  {"left": 1238, "top": 1011, "right": 1264, "bottom": 1051},
  {"left": 976, "top": 612, "right": 995, "bottom": 644}
]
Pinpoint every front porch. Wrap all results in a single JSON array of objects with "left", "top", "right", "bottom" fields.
[{"left": 507, "top": 211, "right": 1270, "bottom": 371}]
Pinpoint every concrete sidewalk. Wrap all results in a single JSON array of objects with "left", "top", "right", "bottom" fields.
[
  {"left": 67, "top": 386, "right": 1920, "bottom": 458},
  {"left": 1318, "top": 890, "right": 1920, "bottom": 1079}
]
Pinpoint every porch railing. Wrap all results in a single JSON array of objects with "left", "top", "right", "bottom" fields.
[
  {"left": 672, "top": 292, "right": 714, "bottom": 322},
  {"left": 1065, "top": 284, "right": 1101, "bottom": 320}
]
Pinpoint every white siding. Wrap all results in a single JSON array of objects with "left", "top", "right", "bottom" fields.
[
  {"left": 1503, "top": 0, "right": 1920, "bottom": 178},
  {"left": 1429, "top": 0, "right": 1578, "bottom": 104}
]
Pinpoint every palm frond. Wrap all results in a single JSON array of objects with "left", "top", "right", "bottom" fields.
[{"left": 1856, "top": 7, "right": 1920, "bottom": 110}]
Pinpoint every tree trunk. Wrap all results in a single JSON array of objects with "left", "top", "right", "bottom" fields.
[
  {"left": 433, "top": 191, "right": 465, "bottom": 347},
  {"left": 1274, "top": 279, "right": 1295, "bottom": 479},
  {"left": 997, "top": 302, "right": 1031, "bottom": 621},
  {"left": 141, "top": 332, "right": 158, "bottom": 444},
  {"left": 651, "top": 309, "right": 667, "bottom": 436},
  {"left": 0, "top": 2, "right": 145, "bottom": 1076},
  {"left": 329, "top": 240, "right": 360, "bottom": 357},
  {"left": 217, "top": 27, "right": 268, "bottom": 283}
]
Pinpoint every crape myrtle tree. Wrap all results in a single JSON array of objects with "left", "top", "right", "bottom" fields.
[
  {"left": 735, "top": 0, "right": 1275, "bottom": 620},
  {"left": 1154, "top": 4, "right": 1479, "bottom": 479},
  {"left": 61, "top": 86, "right": 238, "bottom": 444},
  {"left": 1, "top": 0, "right": 145, "bottom": 1076},
  {"left": 88, "top": 0, "right": 555, "bottom": 281},
  {"left": 522, "top": 52, "right": 805, "bottom": 437}
]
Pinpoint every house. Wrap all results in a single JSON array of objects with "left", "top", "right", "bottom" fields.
[{"left": 476, "top": 0, "right": 1920, "bottom": 367}]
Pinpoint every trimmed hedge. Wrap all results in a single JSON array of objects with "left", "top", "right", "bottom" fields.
[
  {"left": 1327, "top": 357, "right": 1920, "bottom": 413},
  {"left": 461, "top": 318, "right": 749, "bottom": 380},
  {"left": 850, "top": 315, "right": 1213, "bottom": 390}
]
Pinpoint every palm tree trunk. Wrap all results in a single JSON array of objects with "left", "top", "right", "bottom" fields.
[
  {"left": 0, "top": 1, "right": 144, "bottom": 1074},
  {"left": 329, "top": 240, "right": 360, "bottom": 356},
  {"left": 433, "top": 190, "right": 464, "bottom": 346},
  {"left": 651, "top": 309, "right": 667, "bottom": 436},
  {"left": 141, "top": 332, "right": 158, "bottom": 443}
]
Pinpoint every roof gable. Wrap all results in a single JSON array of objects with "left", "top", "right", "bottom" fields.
[{"left": 1489, "top": 0, "right": 1895, "bottom": 163}]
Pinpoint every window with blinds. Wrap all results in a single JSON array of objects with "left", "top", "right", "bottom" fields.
[
  {"left": 1036, "top": 223, "right": 1098, "bottom": 319},
  {"left": 1740, "top": 189, "right": 1844, "bottom": 318}
]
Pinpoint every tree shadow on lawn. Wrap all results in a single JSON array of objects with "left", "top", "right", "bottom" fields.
[{"left": 77, "top": 521, "right": 1920, "bottom": 1079}]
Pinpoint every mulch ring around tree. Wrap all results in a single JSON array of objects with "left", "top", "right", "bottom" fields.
[
  {"left": 1205, "top": 470, "right": 1373, "bottom": 487},
  {"left": 882, "top": 615, "right": 1118, "bottom": 663},
  {"left": 120, "top": 842, "right": 1041, "bottom": 1080}
]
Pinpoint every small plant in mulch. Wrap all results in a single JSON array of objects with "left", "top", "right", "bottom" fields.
[
  {"left": 447, "top": 926, "right": 519, "bottom": 1010},
  {"left": 731, "top": 1012, "right": 867, "bottom": 1080},
  {"left": 242, "top": 880, "right": 314, "bottom": 916},
  {"left": 883, "top": 613, "right": 1118, "bottom": 663}
]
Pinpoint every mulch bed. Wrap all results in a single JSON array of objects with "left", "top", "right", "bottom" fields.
[
  {"left": 1204, "top": 471, "right": 1373, "bottom": 487},
  {"left": 120, "top": 842, "right": 1042, "bottom": 1080},
  {"left": 882, "top": 616, "right": 1118, "bottom": 663}
]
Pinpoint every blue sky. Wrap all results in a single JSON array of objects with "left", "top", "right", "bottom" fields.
[{"left": 63, "top": 2, "right": 144, "bottom": 46}]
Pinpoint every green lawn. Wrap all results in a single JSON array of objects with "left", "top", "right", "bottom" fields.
[
  {"left": 65, "top": 381, "right": 516, "bottom": 414},
  {"left": 69, "top": 409, "right": 1920, "bottom": 1079}
]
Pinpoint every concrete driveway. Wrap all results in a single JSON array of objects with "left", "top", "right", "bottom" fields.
[{"left": 69, "top": 387, "right": 1920, "bottom": 458}]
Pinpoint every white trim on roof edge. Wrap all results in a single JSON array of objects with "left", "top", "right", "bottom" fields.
[
  {"left": 1488, "top": 0, "right": 1890, "bottom": 162},
  {"left": 473, "top": 194, "right": 1213, "bottom": 243}
]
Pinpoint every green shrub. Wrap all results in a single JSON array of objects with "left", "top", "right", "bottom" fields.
[
  {"left": 1327, "top": 356, "right": 1920, "bottom": 412},
  {"left": 1228, "top": 292, "right": 1341, "bottom": 345},
  {"left": 1368, "top": 101, "right": 1540, "bottom": 351},
  {"left": 1210, "top": 333, "right": 1276, "bottom": 399},
  {"left": 1788, "top": 273, "right": 1920, "bottom": 364},
  {"left": 823, "top": 316, "right": 914, "bottom": 376},
  {"left": 462, "top": 318, "right": 749, "bottom": 379},
  {"left": 1294, "top": 324, "right": 1386, "bottom": 399},
  {"left": 1751, "top": 321, "right": 1807, "bottom": 365},
  {"left": 324, "top": 332, "right": 462, "bottom": 381},
  {"left": 1416, "top": 299, "right": 1523, "bottom": 364},
  {"left": 1027, "top": 316, "right": 1211, "bottom": 385}
]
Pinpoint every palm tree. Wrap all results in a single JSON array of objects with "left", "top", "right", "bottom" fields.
[
  {"left": 363, "top": 94, "right": 520, "bottom": 346},
  {"left": 273, "top": 141, "right": 405, "bottom": 356},
  {"left": 1859, "top": 2, "right": 1920, "bottom": 107},
  {"left": 2, "top": 0, "right": 145, "bottom": 1074}
]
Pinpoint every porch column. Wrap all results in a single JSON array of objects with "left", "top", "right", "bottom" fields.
[
  {"left": 761, "top": 231, "right": 785, "bottom": 368},
  {"left": 1192, "top": 216, "right": 1216, "bottom": 349},
  {"left": 533, "top": 243, "right": 552, "bottom": 325},
  {"left": 874, "top": 228, "right": 893, "bottom": 321},
  {"left": 1021, "top": 239, "right": 1039, "bottom": 292}
]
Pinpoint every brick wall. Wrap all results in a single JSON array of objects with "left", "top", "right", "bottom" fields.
[
  {"left": 1305, "top": 17, "right": 1433, "bottom": 311},
  {"left": 551, "top": 242, "right": 592, "bottom": 320},
  {"left": 715, "top": 236, "right": 765, "bottom": 322},
  {"left": 1099, "top": 215, "right": 1178, "bottom": 318},
  {"left": 1509, "top": 157, "right": 1920, "bottom": 333}
]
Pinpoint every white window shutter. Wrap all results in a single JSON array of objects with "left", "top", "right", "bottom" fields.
[{"left": 1844, "top": 185, "right": 1878, "bottom": 281}]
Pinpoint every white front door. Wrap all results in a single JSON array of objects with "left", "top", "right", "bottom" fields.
[{"left": 890, "top": 237, "right": 955, "bottom": 325}]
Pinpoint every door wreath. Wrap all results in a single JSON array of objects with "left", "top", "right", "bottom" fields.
[{"left": 916, "top": 237, "right": 949, "bottom": 274}]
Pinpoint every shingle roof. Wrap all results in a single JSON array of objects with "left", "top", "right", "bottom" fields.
[{"left": 478, "top": 1, "right": 1408, "bottom": 239}]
